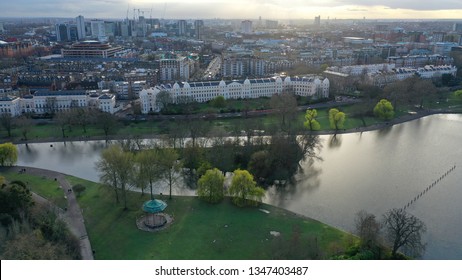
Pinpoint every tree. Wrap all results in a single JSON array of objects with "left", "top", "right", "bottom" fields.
[
  {"left": 156, "top": 91, "right": 173, "bottom": 113},
  {"left": 455, "top": 89, "right": 462, "bottom": 98},
  {"left": 15, "top": 116, "right": 33, "bottom": 141},
  {"left": 0, "top": 142, "right": 18, "bottom": 166},
  {"left": 0, "top": 113, "right": 14, "bottom": 137},
  {"left": 382, "top": 208, "right": 426, "bottom": 258},
  {"left": 72, "top": 184, "right": 86, "bottom": 197},
  {"left": 196, "top": 168, "right": 225, "bottom": 203},
  {"left": 0, "top": 180, "right": 34, "bottom": 221},
  {"left": 228, "top": 169, "right": 265, "bottom": 207},
  {"left": 54, "top": 110, "right": 73, "bottom": 138},
  {"left": 270, "top": 92, "right": 298, "bottom": 130},
  {"left": 210, "top": 95, "right": 226, "bottom": 108},
  {"left": 304, "top": 109, "right": 321, "bottom": 131},
  {"left": 248, "top": 150, "right": 271, "bottom": 182},
  {"left": 355, "top": 210, "right": 380, "bottom": 249},
  {"left": 157, "top": 148, "right": 182, "bottom": 199},
  {"left": 96, "top": 144, "right": 134, "bottom": 209},
  {"left": 96, "top": 111, "right": 118, "bottom": 139},
  {"left": 135, "top": 149, "right": 161, "bottom": 200},
  {"left": 328, "top": 108, "right": 346, "bottom": 131},
  {"left": 373, "top": 99, "right": 395, "bottom": 120}
]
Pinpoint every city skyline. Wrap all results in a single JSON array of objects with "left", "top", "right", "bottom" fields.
[{"left": 2, "top": 0, "right": 462, "bottom": 20}]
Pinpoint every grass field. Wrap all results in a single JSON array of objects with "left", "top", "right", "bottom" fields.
[
  {"left": 2, "top": 171, "right": 67, "bottom": 209},
  {"left": 66, "top": 176, "right": 354, "bottom": 260}
]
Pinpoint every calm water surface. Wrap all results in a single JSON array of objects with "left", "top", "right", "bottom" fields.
[{"left": 15, "top": 114, "right": 462, "bottom": 259}]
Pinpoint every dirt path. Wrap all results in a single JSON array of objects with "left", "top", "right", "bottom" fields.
[{"left": 5, "top": 166, "right": 94, "bottom": 260}]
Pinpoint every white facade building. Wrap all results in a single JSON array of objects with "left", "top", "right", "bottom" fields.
[
  {"left": 0, "top": 96, "right": 21, "bottom": 117},
  {"left": 0, "top": 90, "right": 117, "bottom": 116},
  {"left": 139, "top": 76, "right": 329, "bottom": 114},
  {"left": 369, "top": 65, "right": 457, "bottom": 87}
]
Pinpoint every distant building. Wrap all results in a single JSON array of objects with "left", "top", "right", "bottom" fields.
[
  {"left": 453, "top": 22, "right": 462, "bottom": 32},
  {"left": 434, "top": 42, "right": 459, "bottom": 56},
  {"left": 387, "top": 54, "right": 453, "bottom": 68},
  {"left": 139, "top": 76, "right": 329, "bottom": 113},
  {"left": 159, "top": 56, "right": 191, "bottom": 82},
  {"left": 90, "top": 20, "right": 106, "bottom": 41},
  {"left": 265, "top": 20, "right": 278, "bottom": 29},
  {"left": 241, "top": 20, "right": 253, "bottom": 34},
  {"left": 56, "top": 23, "right": 69, "bottom": 41},
  {"left": 178, "top": 20, "right": 187, "bottom": 36},
  {"left": 194, "top": 20, "right": 204, "bottom": 40},
  {"left": 0, "top": 40, "right": 33, "bottom": 57},
  {"left": 61, "top": 40, "right": 124, "bottom": 58},
  {"left": 76, "top": 15, "right": 86, "bottom": 40},
  {"left": 314, "top": 16, "right": 320, "bottom": 26},
  {"left": 432, "top": 32, "right": 446, "bottom": 43}
]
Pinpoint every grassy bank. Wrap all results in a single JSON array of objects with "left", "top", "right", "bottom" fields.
[
  {"left": 66, "top": 176, "right": 354, "bottom": 260},
  {"left": 2, "top": 171, "right": 67, "bottom": 209}
]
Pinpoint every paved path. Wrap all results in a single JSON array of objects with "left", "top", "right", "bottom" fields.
[{"left": 4, "top": 166, "right": 94, "bottom": 260}]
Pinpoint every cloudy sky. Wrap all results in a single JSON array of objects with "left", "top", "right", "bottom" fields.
[{"left": 2, "top": 0, "right": 462, "bottom": 19}]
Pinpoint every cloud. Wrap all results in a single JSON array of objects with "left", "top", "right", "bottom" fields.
[
  {"left": 333, "top": 0, "right": 462, "bottom": 10},
  {"left": 2, "top": 0, "right": 462, "bottom": 19}
]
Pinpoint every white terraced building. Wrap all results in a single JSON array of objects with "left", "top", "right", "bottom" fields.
[
  {"left": 139, "top": 76, "right": 329, "bottom": 114},
  {"left": 0, "top": 89, "right": 117, "bottom": 117}
]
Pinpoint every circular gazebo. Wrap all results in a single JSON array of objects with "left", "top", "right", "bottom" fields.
[{"left": 141, "top": 199, "right": 168, "bottom": 229}]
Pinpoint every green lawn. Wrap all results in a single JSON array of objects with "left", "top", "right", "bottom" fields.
[
  {"left": 66, "top": 176, "right": 354, "bottom": 260},
  {"left": 2, "top": 171, "right": 67, "bottom": 209}
]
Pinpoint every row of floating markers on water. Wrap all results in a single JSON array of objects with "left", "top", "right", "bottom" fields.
[{"left": 403, "top": 165, "right": 456, "bottom": 210}]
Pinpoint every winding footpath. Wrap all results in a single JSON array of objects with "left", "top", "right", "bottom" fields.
[{"left": 4, "top": 166, "right": 94, "bottom": 260}]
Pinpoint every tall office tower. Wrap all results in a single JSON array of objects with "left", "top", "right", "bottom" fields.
[
  {"left": 76, "top": 15, "right": 85, "bottom": 40},
  {"left": 194, "top": 20, "right": 204, "bottom": 40},
  {"left": 178, "top": 20, "right": 187, "bottom": 36},
  {"left": 241, "top": 20, "right": 252, "bottom": 34},
  {"left": 55, "top": 23, "right": 68, "bottom": 41},
  {"left": 90, "top": 20, "right": 106, "bottom": 41},
  {"left": 454, "top": 23, "right": 462, "bottom": 32},
  {"left": 314, "top": 16, "right": 320, "bottom": 26},
  {"left": 67, "top": 25, "right": 78, "bottom": 41}
]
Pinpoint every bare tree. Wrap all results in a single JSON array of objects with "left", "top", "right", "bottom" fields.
[
  {"left": 355, "top": 210, "right": 380, "bottom": 249},
  {"left": 382, "top": 208, "right": 426, "bottom": 258},
  {"left": 270, "top": 91, "right": 298, "bottom": 131},
  {"left": 15, "top": 116, "right": 33, "bottom": 141},
  {"left": 0, "top": 113, "right": 14, "bottom": 137}
]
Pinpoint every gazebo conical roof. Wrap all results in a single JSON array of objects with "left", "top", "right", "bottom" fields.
[{"left": 142, "top": 199, "right": 167, "bottom": 213}]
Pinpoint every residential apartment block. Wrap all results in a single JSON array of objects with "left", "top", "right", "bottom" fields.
[
  {"left": 139, "top": 76, "right": 329, "bottom": 114},
  {"left": 0, "top": 90, "right": 117, "bottom": 116}
]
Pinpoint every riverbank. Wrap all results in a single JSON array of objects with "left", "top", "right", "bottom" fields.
[{"left": 6, "top": 108, "right": 460, "bottom": 145}]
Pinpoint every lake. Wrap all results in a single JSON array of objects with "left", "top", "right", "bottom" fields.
[{"left": 15, "top": 114, "right": 462, "bottom": 259}]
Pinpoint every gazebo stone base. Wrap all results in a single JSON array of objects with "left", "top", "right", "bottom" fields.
[{"left": 136, "top": 213, "right": 173, "bottom": 232}]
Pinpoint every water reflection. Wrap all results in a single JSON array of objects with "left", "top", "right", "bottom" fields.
[
  {"left": 327, "top": 134, "right": 342, "bottom": 149},
  {"left": 265, "top": 159, "right": 322, "bottom": 209}
]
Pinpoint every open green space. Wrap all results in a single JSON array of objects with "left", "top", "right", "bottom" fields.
[
  {"left": 66, "top": 176, "right": 354, "bottom": 260},
  {"left": 2, "top": 171, "right": 67, "bottom": 209}
]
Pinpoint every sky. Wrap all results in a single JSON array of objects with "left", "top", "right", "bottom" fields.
[{"left": 2, "top": 0, "right": 462, "bottom": 20}]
